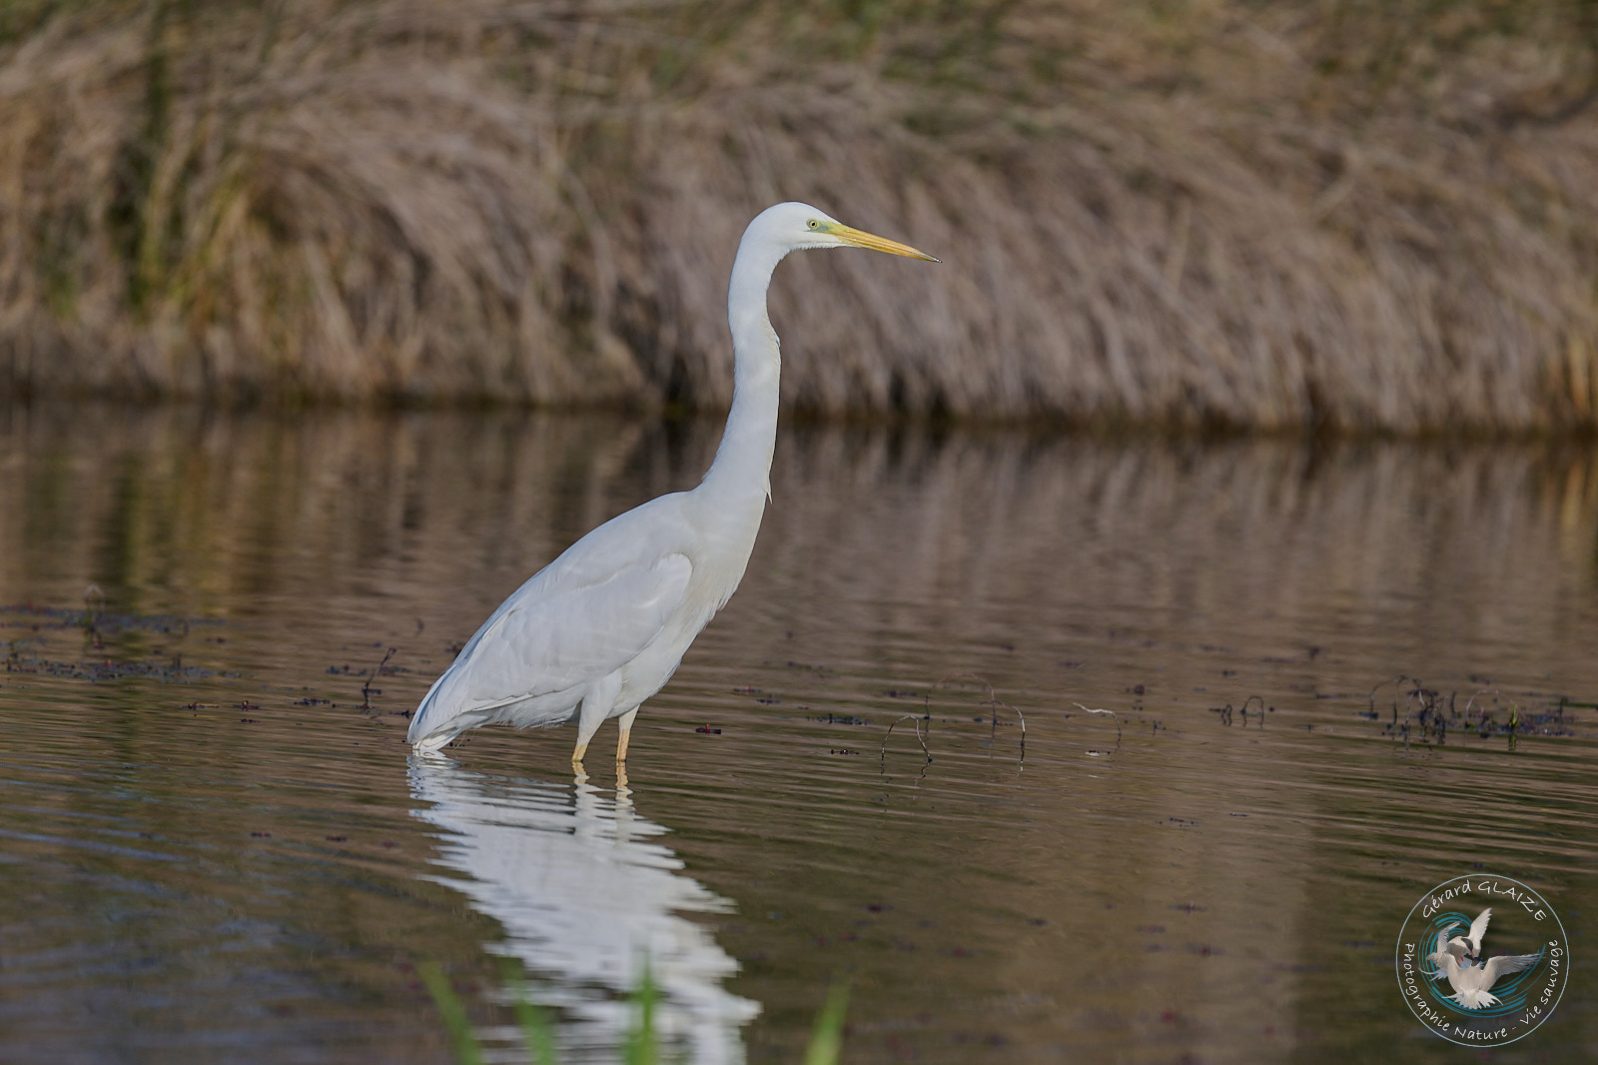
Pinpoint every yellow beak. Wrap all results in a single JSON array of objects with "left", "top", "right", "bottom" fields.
[{"left": 829, "top": 222, "right": 940, "bottom": 263}]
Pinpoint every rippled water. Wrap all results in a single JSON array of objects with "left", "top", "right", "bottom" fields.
[{"left": 2, "top": 403, "right": 1596, "bottom": 1063}]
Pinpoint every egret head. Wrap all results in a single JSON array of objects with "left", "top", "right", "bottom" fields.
[{"left": 752, "top": 201, "right": 939, "bottom": 262}]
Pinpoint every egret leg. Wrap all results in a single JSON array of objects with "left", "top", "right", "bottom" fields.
[
  {"left": 616, "top": 708, "right": 640, "bottom": 763},
  {"left": 574, "top": 680, "right": 617, "bottom": 770}
]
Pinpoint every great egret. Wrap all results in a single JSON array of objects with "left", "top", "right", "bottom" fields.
[{"left": 407, "top": 202, "right": 937, "bottom": 765}]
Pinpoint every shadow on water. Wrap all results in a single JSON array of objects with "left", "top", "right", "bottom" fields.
[{"left": 407, "top": 756, "right": 758, "bottom": 1063}]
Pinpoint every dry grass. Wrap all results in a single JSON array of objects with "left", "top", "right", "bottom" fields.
[{"left": 1, "top": 0, "right": 1596, "bottom": 429}]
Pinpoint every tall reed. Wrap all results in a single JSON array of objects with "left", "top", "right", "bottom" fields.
[{"left": 1, "top": 1, "right": 1596, "bottom": 430}]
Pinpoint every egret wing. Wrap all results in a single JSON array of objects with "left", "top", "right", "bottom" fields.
[{"left": 410, "top": 552, "right": 692, "bottom": 740}]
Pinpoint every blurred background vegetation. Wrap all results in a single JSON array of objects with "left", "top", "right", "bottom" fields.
[{"left": 1, "top": 0, "right": 1596, "bottom": 430}]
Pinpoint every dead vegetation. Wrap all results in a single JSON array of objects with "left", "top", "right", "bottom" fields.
[
  {"left": 1364, "top": 675, "right": 1582, "bottom": 746},
  {"left": 2, "top": 0, "right": 1597, "bottom": 429}
]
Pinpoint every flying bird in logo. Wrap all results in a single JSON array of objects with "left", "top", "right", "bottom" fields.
[
  {"left": 1443, "top": 907, "right": 1494, "bottom": 965},
  {"left": 1428, "top": 907, "right": 1542, "bottom": 1009}
]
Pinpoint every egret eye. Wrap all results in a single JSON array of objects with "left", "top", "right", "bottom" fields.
[{"left": 807, "top": 219, "right": 819, "bottom": 230}]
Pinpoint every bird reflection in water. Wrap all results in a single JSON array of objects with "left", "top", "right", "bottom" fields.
[{"left": 408, "top": 756, "right": 759, "bottom": 1063}]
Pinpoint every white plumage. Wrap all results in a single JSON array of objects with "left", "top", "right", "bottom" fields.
[{"left": 407, "top": 202, "right": 936, "bottom": 764}]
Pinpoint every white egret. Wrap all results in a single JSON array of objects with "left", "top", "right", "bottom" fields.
[{"left": 407, "top": 202, "right": 937, "bottom": 765}]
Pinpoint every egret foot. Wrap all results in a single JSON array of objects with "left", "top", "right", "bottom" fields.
[{"left": 571, "top": 740, "right": 589, "bottom": 771}]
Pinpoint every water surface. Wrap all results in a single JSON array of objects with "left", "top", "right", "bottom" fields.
[{"left": 2, "top": 404, "right": 1596, "bottom": 1062}]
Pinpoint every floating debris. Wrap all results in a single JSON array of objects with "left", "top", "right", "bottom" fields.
[
  {"left": 360, "top": 647, "right": 398, "bottom": 711},
  {"left": 879, "top": 713, "right": 932, "bottom": 769},
  {"left": 0, "top": 602, "right": 219, "bottom": 638},
  {"left": 930, "top": 673, "right": 1026, "bottom": 761},
  {"left": 4, "top": 652, "right": 218, "bottom": 684},
  {"left": 1070, "top": 703, "right": 1123, "bottom": 749},
  {"left": 1208, "top": 695, "right": 1272, "bottom": 727},
  {"left": 1366, "top": 676, "right": 1582, "bottom": 746}
]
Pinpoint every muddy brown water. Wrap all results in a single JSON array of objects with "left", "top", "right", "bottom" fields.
[{"left": 2, "top": 403, "right": 1596, "bottom": 1063}]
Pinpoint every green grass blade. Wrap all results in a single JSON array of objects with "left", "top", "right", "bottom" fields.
[
  {"left": 624, "top": 961, "right": 660, "bottom": 1065},
  {"left": 803, "top": 983, "right": 849, "bottom": 1065},
  {"left": 419, "top": 962, "right": 487, "bottom": 1065},
  {"left": 504, "top": 968, "right": 558, "bottom": 1065}
]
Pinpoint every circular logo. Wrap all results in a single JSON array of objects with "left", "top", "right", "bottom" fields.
[{"left": 1394, "top": 872, "right": 1569, "bottom": 1047}]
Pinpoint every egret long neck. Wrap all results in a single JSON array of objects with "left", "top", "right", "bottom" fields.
[{"left": 699, "top": 236, "right": 785, "bottom": 505}]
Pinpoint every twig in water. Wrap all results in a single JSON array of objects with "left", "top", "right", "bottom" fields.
[
  {"left": 1369, "top": 674, "right": 1410, "bottom": 716},
  {"left": 933, "top": 672, "right": 1026, "bottom": 762},
  {"left": 1002, "top": 698, "right": 1028, "bottom": 761},
  {"left": 880, "top": 713, "right": 931, "bottom": 771},
  {"left": 1072, "top": 703, "right": 1123, "bottom": 748},
  {"left": 362, "top": 646, "right": 397, "bottom": 711},
  {"left": 1461, "top": 687, "right": 1502, "bottom": 720},
  {"left": 1212, "top": 695, "right": 1267, "bottom": 727}
]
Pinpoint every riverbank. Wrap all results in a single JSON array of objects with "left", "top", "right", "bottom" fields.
[{"left": 2, "top": 1, "right": 1596, "bottom": 430}]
